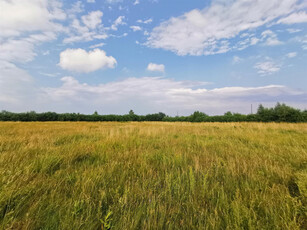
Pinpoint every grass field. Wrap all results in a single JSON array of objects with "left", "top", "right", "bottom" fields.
[{"left": 0, "top": 122, "right": 306, "bottom": 229}]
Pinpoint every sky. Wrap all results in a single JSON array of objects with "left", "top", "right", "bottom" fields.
[{"left": 0, "top": 0, "right": 306, "bottom": 115}]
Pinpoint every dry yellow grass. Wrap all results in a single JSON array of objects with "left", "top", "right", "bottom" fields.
[{"left": 0, "top": 122, "right": 306, "bottom": 229}]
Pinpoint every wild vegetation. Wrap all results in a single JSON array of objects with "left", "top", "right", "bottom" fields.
[
  {"left": 0, "top": 122, "right": 306, "bottom": 229},
  {"left": 1, "top": 103, "right": 306, "bottom": 123}
]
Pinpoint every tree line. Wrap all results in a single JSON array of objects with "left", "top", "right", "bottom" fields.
[{"left": 0, "top": 103, "right": 306, "bottom": 123}]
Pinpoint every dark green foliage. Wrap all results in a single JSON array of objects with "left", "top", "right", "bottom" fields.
[
  {"left": 257, "top": 103, "right": 304, "bottom": 122},
  {"left": 0, "top": 103, "right": 306, "bottom": 122},
  {"left": 188, "top": 111, "right": 209, "bottom": 122}
]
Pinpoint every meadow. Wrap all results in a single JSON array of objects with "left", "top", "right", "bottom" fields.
[{"left": 0, "top": 122, "right": 306, "bottom": 229}]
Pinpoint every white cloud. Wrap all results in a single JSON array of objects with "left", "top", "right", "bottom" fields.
[
  {"left": 0, "top": 0, "right": 67, "bottom": 105},
  {"left": 89, "top": 43, "right": 105, "bottom": 49},
  {"left": 147, "top": 63, "right": 165, "bottom": 72},
  {"left": 134, "top": 0, "right": 140, "bottom": 5},
  {"left": 232, "top": 56, "right": 242, "bottom": 64},
  {"left": 71, "top": 19, "right": 89, "bottom": 34},
  {"left": 1, "top": 63, "right": 305, "bottom": 115},
  {"left": 287, "top": 28, "right": 302, "bottom": 33},
  {"left": 42, "top": 76, "right": 306, "bottom": 115},
  {"left": 0, "top": 61, "right": 38, "bottom": 106},
  {"left": 286, "top": 52, "right": 297, "bottom": 58},
  {"left": 0, "top": 31, "right": 56, "bottom": 64},
  {"left": 146, "top": 0, "right": 303, "bottom": 55},
  {"left": 0, "top": 0, "right": 66, "bottom": 38},
  {"left": 25, "top": 32, "right": 57, "bottom": 43},
  {"left": 232, "top": 35, "right": 260, "bottom": 50},
  {"left": 111, "top": 16, "right": 126, "bottom": 30},
  {"left": 130, "top": 26, "right": 142, "bottom": 31},
  {"left": 261, "top": 30, "right": 283, "bottom": 46},
  {"left": 81, "top": 11, "right": 103, "bottom": 29},
  {"left": 109, "top": 32, "right": 128, "bottom": 39},
  {"left": 58, "top": 49, "right": 117, "bottom": 73},
  {"left": 63, "top": 33, "right": 108, "bottom": 44},
  {"left": 67, "top": 1, "right": 84, "bottom": 18},
  {"left": 278, "top": 11, "right": 307, "bottom": 24},
  {"left": 0, "top": 40, "right": 35, "bottom": 63},
  {"left": 106, "top": 0, "right": 123, "bottom": 4},
  {"left": 64, "top": 11, "right": 108, "bottom": 43},
  {"left": 39, "top": 72, "right": 60, "bottom": 78},
  {"left": 254, "top": 61, "right": 281, "bottom": 76},
  {"left": 137, "top": 18, "right": 153, "bottom": 24},
  {"left": 87, "top": 0, "right": 95, "bottom": 3},
  {"left": 292, "top": 34, "right": 307, "bottom": 50}
]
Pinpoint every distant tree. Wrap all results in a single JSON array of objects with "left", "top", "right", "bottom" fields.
[
  {"left": 129, "top": 110, "right": 135, "bottom": 116},
  {"left": 128, "top": 110, "right": 138, "bottom": 121},
  {"left": 0, "top": 103, "right": 305, "bottom": 122},
  {"left": 257, "top": 104, "right": 274, "bottom": 122},
  {"left": 145, "top": 112, "right": 166, "bottom": 121},
  {"left": 189, "top": 111, "right": 208, "bottom": 122},
  {"left": 273, "top": 103, "right": 303, "bottom": 122}
]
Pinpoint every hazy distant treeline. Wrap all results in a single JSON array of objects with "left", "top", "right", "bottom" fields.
[{"left": 1, "top": 103, "right": 306, "bottom": 123}]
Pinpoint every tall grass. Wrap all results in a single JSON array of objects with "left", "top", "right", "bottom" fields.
[{"left": 0, "top": 122, "right": 306, "bottom": 229}]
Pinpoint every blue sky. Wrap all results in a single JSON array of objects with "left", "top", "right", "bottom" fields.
[{"left": 0, "top": 0, "right": 306, "bottom": 115}]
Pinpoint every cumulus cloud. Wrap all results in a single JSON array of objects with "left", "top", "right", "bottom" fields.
[
  {"left": 147, "top": 63, "right": 165, "bottom": 72},
  {"left": 254, "top": 61, "right": 281, "bottom": 76},
  {"left": 146, "top": 0, "right": 304, "bottom": 55},
  {"left": 64, "top": 10, "right": 108, "bottom": 43},
  {"left": 67, "top": 1, "right": 84, "bottom": 18},
  {"left": 81, "top": 11, "right": 103, "bottom": 29},
  {"left": 58, "top": 49, "right": 117, "bottom": 73},
  {"left": 261, "top": 30, "right": 283, "bottom": 46}
]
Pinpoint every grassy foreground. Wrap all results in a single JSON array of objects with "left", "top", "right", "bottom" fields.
[{"left": 0, "top": 122, "right": 306, "bottom": 230}]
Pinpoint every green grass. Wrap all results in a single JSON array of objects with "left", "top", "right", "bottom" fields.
[{"left": 0, "top": 122, "right": 306, "bottom": 229}]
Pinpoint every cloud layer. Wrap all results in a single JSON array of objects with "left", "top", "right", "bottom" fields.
[
  {"left": 1, "top": 67, "right": 305, "bottom": 115},
  {"left": 146, "top": 0, "right": 305, "bottom": 56},
  {"left": 42, "top": 76, "right": 307, "bottom": 115},
  {"left": 0, "top": 0, "right": 65, "bottom": 38}
]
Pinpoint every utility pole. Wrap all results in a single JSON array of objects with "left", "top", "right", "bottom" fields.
[{"left": 251, "top": 104, "right": 253, "bottom": 114}]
